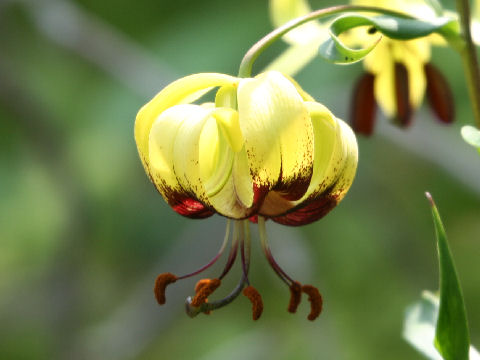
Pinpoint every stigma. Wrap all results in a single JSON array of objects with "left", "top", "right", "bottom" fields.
[{"left": 153, "top": 218, "right": 323, "bottom": 321}]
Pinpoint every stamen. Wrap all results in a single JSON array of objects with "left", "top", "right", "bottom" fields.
[
  {"left": 219, "top": 221, "right": 239, "bottom": 279},
  {"left": 178, "top": 220, "right": 231, "bottom": 280},
  {"left": 240, "top": 220, "right": 251, "bottom": 285},
  {"left": 193, "top": 279, "right": 213, "bottom": 314},
  {"left": 190, "top": 278, "right": 221, "bottom": 307},
  {"left": 194, "top": 279, "right": 211, "bottom": 293},
  {"left": 301, "top": 285, "right": 323, "bottom": 321},
  {"left": 186, "top": 273, "right": 246, "bottom": 317},
  {"left": 154, "top": 272, "right": 178, "bottom": 305},
  {"left": 287, "top": 281, "right": 302, "bottom": 313},
  {"left": 243, "top": 285, "right": 263, "bottom": 320},
  {"left": 258, "top": 216, "right": 293, "bottom": 286},
  {"left": 185, "top": 220, "right": 250, "bottom": 318}
]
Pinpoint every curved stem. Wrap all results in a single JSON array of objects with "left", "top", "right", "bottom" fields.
[
  {"left": 238, "top": 5, "right": 414, "bottom": 78},
  {"left": 456, "top": 0, "right": 480, "bottom": 127}
]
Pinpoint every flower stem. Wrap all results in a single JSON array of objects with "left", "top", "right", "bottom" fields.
[
  {"left": 456, "top": 0, "right": 480, "bottom": 128},
  {"left": 237, "top": 5, "right": 414, "bottom": 78}
]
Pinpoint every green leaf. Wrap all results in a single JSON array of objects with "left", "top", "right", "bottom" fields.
[
  {"left": 403, "top": 291, "right": 480, "bottom": 360},
  {"left": 318, "top": 13, "right": 457, "bottom": 64},
  {"left": 461, "top": 125, "right": 480, "bottom": 155},
  {"left": 426, "top": 192, "right": 470, "bottom": 360}
]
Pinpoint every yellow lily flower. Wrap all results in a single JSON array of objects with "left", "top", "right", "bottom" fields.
[
  {"left": 135, "top": 70, "right": 358, "bottom": 320},
  {"left": 269, "top": 0, "right": 455, "bottom": 136},
  {"left": 136, "top": 70, "right": 357, "bottom": 224}
]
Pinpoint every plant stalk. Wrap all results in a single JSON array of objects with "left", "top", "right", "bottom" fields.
[
  {"left": 456, "top": 0, "right": 480, "bottom": 128},
  {"left": 237, "top": 5, "right": 414, "bottom": 78}
]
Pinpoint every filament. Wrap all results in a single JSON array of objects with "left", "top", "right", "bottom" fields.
[
  {"left": 186, "top": 220, "right": 248, "bottom": 317},
  {"left": 258, "top": 216, "right": 294, "bottom": 285},
  {"left": 178, "top": 219, "right": 231, "bottom": 280}
]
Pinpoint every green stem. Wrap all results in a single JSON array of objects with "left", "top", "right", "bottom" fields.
[
  {"left": 456, "top": 0, "right": 480, "bottom": 128},
  {"left": 237, "top": 5, "right": 414, "bottom": 78}
]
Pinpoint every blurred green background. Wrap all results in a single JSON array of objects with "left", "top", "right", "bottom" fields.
[{"left": 1, "top": 0, "right": 479, "bottom": 359}]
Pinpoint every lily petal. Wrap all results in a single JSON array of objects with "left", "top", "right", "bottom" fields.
[
  {"left": 148, "top": 104, "right": 214, "bottom": 218},
  {"left": 271, "top": 115, "right": 358, "bottom": 225},
  {"left": 135, "top": 73, "right": 239, "bottom": 173}
]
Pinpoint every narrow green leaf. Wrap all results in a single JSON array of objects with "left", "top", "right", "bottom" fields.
[
  {"left": 426, "top": 192, "right": 470, "bottom": 360},
  {"left": 403, "top": 291, "right": 480, "bottom": 360},
  {"left": 461, "top": 125, "right": 480, "bottom": 155},
  {"left": 318, "top": 13, "right": 458, "bottom": 64}
]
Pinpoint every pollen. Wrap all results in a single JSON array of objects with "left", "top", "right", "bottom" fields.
[
  {"left": 243, "top": 285, "right": 264, "bottom": 320},
  {"left": 191, "top": 278, "right": 221, "bottom": 307},
  {"left": 301, "top": 285, "right": 323, "bottom": 321},
  {"left": 287, "top": 281, "right": 302, "bottom": 313},
  {"left": 154, "top": 272, "right": 178, "bottom": 305}
]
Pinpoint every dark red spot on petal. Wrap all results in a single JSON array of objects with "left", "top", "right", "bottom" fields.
[
  {"left": 350, "top": 72, "right": 376, "bottom": 136},
  {"left": 270, "top": 194, "right": 338, "bottom": 226},
  {"left": 273, "top": 158, "right": 313, "bottom": 201},
  {"left": 424, "top": 63, "right": 454, "bottom": 124},
  {"left": 394, "top": 62, "right": 412, "bottom": 127},
  {"left": 170, "top": 195, "right": 214, "bottom": 219}
]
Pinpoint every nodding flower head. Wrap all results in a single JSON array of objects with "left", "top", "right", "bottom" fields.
[
  {"left": 349, "top": 0, "right": 455, "bottom": 135},
  {"left": 135, "top": 70, "right": 358, "bottom": 320}
]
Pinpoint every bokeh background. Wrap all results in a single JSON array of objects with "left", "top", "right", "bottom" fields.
[{"left": 1, "top": 0, "right": 479, "bottom": 359}]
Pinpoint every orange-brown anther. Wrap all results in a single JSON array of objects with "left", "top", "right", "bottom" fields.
[
  {"left": 301, "top": 285, "right": 323, "bottom": 321},
  {"left": 194, "top": 279, "right": 211, "bottom": 293},
  {"left": 243, "top": 285, "right": 263, "bottom": 321},
  {"left": 194, "top": 279, "right": 215, "bottom": 314},
  {"left": 287, "top": 281, "right": 302, "bottom": 313},
  {"left": 154, "top": 272, "right": 178, "bottom": 305},
  {"left": 191, "top": 278, "right": 221, "bottom": 307}
]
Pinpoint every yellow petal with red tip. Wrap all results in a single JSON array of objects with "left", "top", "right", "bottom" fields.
[
  {"left": 148, "top": 104, "right": 204, "bottom": 201},
  {"left": 301, "top": 101, "right": 343, "bottom": 200},
  {"left": 237, "top": 71, "right": 314, "bottom": 195}
]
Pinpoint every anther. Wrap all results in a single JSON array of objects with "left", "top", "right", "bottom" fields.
[
  {"left": 154, "top": 272, "right": 178, "bottom": 305},
  {"left": 191, "top": 278, "right": 221, "bottom": 307},
  {"left": 301, "top": 285, "right": 323, "bottom": 321},
  {"left": 287, "top": 281, "right": 302, "bottom": 313},
  {"left": 194, "top": 279, "right": 214, "bottom": 314},
  {"left": 243, "top": 285, "right": 263, "bottom": 320}
]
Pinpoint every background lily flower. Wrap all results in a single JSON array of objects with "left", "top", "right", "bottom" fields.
[
  {"left": 269, "top": 0, "right": 456, "bottom": 136},
  {"left": 349, "top": 0, "right": 454, "bottom": 134},
  {"left": 135, "top": 70, "right": 358, "bottom": 226}
]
